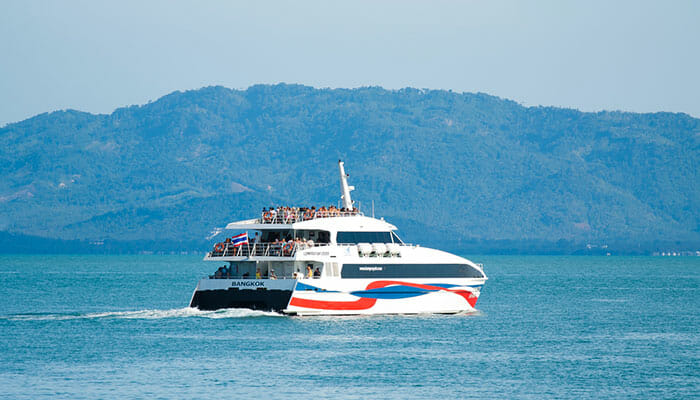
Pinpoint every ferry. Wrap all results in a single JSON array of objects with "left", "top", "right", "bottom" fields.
[{"left": 189, "top": 161, "right": 487, "bottom": 315}]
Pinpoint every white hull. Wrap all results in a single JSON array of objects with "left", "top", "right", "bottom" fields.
[{"left": 286, "top": 277, "right": 483, "bottom": 315}]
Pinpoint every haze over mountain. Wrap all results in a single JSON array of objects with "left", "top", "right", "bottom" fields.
[{"left": 1, "top": 84, "right": 698, "bottom": 254}]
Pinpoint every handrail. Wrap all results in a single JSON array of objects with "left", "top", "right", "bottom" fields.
[
  {"left": 207, "top": 241, "right": 415, "bottom": 258},
  {"left": 207, "top": 275, "right": 315, "bottom": 280},
  {"left": 259, "top": 209, "right": 363, "bottom": 224},
  {"left": 208, "top": 241, "right": 322, "bottom": 258}
]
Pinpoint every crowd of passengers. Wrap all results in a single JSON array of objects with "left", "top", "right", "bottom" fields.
[
  {"left": 212, "top": 264, "right": 321, "bottom": 279},
  {"left": 212, "top": 235, "right": 314, "bottom": 256},
  {"left": 261, "top": 205, "right": 359, "bottom": 223}
]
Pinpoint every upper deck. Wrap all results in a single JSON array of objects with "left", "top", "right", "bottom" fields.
[
  {"left": 225, "top": 207, "right": 397, "bottom": 232},
  {"left": 259, "top": 207, "right": 362, "bottom": 224},
  {"left": 208, "top": 162, "right": 400, "bottom": 260}
]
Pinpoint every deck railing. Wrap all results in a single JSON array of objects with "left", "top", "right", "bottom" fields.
[
  {"left": 208, "top": 241, "right": 414, "bottom": 259},
  {"left": 207, "top": 274, "right": 321, "bottom": 280},
  {"left": 208, "top": 241, "right": 326, "bottom": 258},
  {"left": 259, "top": 210, "right": 362, "bottom": 224}
]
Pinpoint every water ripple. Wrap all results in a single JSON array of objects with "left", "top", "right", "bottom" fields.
[{"left": 1, "top": 307, "right": 282, "bottom": 321}]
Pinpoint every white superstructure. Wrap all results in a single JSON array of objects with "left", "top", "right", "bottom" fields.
[{"left": 190, "top": 161, "right": 487, "bottom": 315}]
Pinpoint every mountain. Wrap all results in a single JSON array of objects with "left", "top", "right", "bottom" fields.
[{"left": 1, "top": 84, "right": 699, "bottom": 254}]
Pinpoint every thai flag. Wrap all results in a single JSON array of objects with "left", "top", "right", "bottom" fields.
[{"left": 231, "top": 232, "right": 249, "bottom": 247}]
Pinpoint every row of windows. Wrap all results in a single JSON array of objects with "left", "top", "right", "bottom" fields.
[
  {"left": 341, "top": 263, "right": 485, "bottom": 279},
  {"left": 336, "top": 231, "right": 403, "bottom": 244}
]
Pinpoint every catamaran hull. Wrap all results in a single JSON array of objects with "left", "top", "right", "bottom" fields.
[
  {"left": 189, "top": 278, "right": 295, "bottom": 311},
  {"left": 191, "top": 288, "right": 294, "bottom": 311},
  {"left": 189, "top": 278, "right": 484, "bottom": 315}
]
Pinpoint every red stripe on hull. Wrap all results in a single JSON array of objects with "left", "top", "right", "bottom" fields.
[
  {"left": 451, "top": 290, "right": 478, "bottom": 307},
  {"left": 288, "top": 296, "right": 376, "bottom": 310}
]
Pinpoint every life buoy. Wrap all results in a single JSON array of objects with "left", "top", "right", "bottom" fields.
[
  {"left": 282, "top": 242, "right": 294, "bottom": 256},
  {"left": 214, "top": 243, "right": 224, "bottom": 253},
  {"left": 263, "top": 212, "right": 272, "bottom": 223}
]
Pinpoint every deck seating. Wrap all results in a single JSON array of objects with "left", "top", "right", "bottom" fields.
[{"left": 259, "top": 206, "right": 361, "bottom": 224}]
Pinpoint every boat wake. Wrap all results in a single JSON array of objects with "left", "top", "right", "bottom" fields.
[{"left": 1, "top": 307, "right": 282, "bottom": 321}]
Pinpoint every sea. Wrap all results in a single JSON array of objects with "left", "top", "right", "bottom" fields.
[{"left": 0, "top": 254, "right": 698, "bottom": 399}]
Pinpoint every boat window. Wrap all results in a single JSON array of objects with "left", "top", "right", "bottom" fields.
[
  {"left": 296, "top": 230, "right": 331, "bottom": 243},
  {"left": 391, "top": 232, "right": 404, "bottom": 244},
  {"left": 341, "top": 263, "right": 485, "bottom": 278},
  {"left": 317, "top": 231, "right": 330, "bottom": 243},
  {"left": 336, "top": 231, "right": 393, "bottom": 244},
  {"left": 260, "top": 230, "right": 287, "bottom": 242}
]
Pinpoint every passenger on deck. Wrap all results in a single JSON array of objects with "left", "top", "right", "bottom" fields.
[
  {"left": 242, "top": 272, "right": 250, "bottom": 279},
  {"left": 314, "top": 268, "right": 321, "bottom": 278},
  {"left": 256, "top": 268, "right": 261, "bottom": 279},
  {"left": 286, "top": 239, "right": 296, "bottom": 255},
  {"left": 306, "top": 265, "right": 313, "bottom": 278},
  {"left": 270, "top": 269, "right": 277, "bottom": 280}
]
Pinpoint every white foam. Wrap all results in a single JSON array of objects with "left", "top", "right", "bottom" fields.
[{"left": 2, "top": 307, "right": 282, "bottom": 321}]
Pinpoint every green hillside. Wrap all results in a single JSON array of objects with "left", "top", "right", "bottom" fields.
[{"left": 1, "top": 84, "right": 699, "bottom": 253}]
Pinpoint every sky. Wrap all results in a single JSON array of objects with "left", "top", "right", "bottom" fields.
[{"left": 1, "top": 0, "right": 699, "bottom": 126}]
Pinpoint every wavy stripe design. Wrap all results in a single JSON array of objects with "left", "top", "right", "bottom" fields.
[{"left": 288, "top": 281, "right": 478, "bottom": 310}]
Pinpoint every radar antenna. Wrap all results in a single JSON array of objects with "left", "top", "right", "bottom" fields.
[{"left": 338, "top": 160, "right": 355, "bottom": 210}]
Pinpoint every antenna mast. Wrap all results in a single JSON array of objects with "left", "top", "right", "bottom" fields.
[{"left": 338, "top": 160, "right": 355, "bottom": 210}]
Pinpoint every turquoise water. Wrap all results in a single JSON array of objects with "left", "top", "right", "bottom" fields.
[{"left": 0, "top": 255, "right": 698, "bottom": 399}]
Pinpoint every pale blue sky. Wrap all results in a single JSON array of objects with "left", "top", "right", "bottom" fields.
[{"left": 1, "top": 0, "right": 699, "bottom": 126}]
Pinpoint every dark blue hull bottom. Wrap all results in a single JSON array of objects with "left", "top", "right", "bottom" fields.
[{"left": 190, "top": 288, "right": 294, "bottom": 312}]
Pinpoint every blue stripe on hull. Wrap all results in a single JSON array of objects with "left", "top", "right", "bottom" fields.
[{"left": 350, "top": 285, "right": 430, "bottom": 299}]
